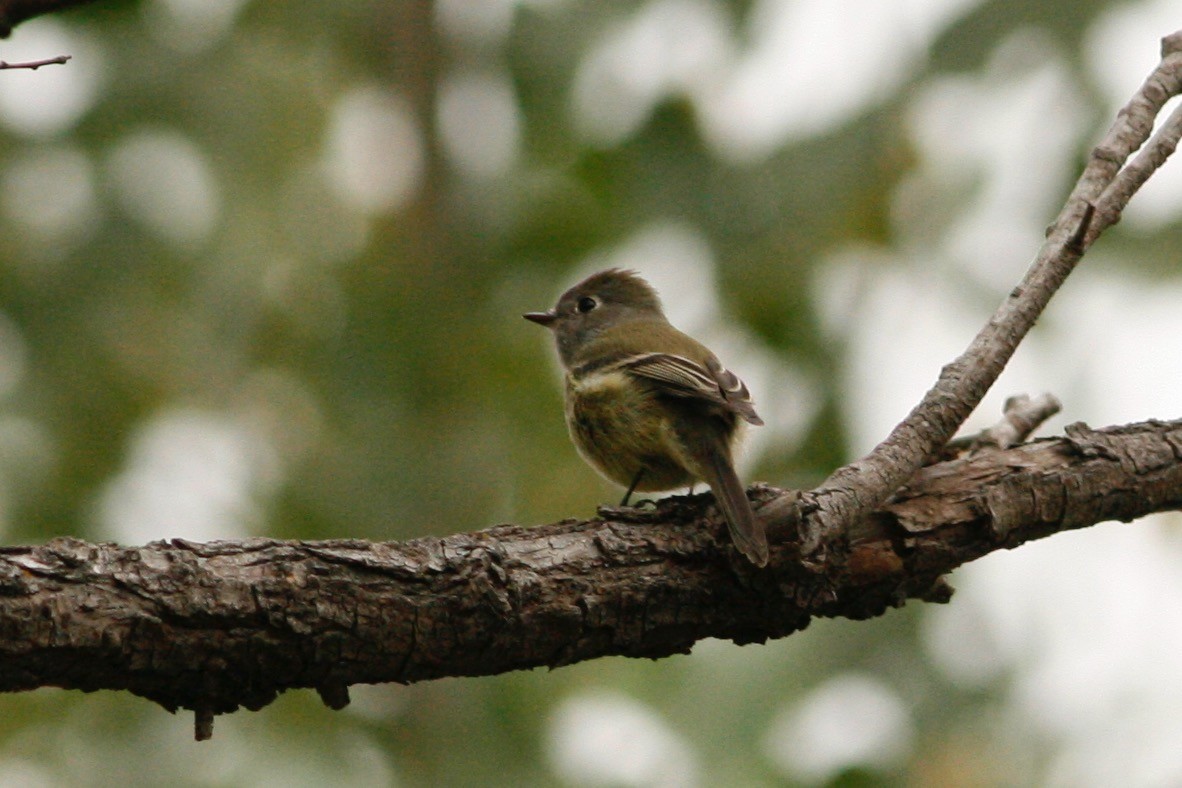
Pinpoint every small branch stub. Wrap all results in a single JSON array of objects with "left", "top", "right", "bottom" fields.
[
  {"left": 936, "top": 392, "right": 1064, "bottom": 462},
  {"left": 316, "top": 682, "right": 351, "bottom": 711},
  {"left": 194, "top": 707, "right": 214, "bottom": 742}
]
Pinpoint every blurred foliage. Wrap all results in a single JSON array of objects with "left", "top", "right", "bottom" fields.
[{"left": 0, "top": 0, "right": 1180, "bottom": 785}]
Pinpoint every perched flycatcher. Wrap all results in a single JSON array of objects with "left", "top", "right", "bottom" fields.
[{"left": 524, "top": 268, "right": 769, "bottom": 567}]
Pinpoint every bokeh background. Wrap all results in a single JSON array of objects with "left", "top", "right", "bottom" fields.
[{"left": 1, "top": 0, "right": 1181, "bottom": 785}]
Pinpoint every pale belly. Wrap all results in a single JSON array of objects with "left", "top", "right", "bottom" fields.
[{"left": 564, "top": 370, "right": 696, "bottom": 491}]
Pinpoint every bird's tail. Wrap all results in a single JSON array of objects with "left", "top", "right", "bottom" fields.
[{"left": 701, "top": 446, "right": 768, "bottom": 567}]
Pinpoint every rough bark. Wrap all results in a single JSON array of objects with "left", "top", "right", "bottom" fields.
[{"left": 1, "top": 418, "right": 1179, "bottom": 730}]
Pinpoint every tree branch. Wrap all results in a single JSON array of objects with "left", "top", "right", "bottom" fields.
[
  {"left": 0, "top": 0, "right": 94, "bottom": 37},
  {"left": 1, "top": 417, "right": 1180, "bottom": 737},
  {"left": 786, "top": 29, "right": 1182, "bottom": 551}
]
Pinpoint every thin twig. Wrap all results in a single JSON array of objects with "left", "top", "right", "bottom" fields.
[
  {"left": 1091, "top": 100, "right": 1182, "bottom": 239},
  {"left": 0, "top": 54, "right": 70, "bottom": 70}
]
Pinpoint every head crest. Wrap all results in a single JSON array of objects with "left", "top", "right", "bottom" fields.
[{"left": 567, "top": 268, "right": 663, "bottom": 313}]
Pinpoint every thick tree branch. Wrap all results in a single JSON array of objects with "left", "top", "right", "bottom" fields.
[
  {"left": 790, "top": 30, "right": 1182, "bottom": 549},
  {"left": 1, "top": 418, "right": 1180, "bottom": 737}
]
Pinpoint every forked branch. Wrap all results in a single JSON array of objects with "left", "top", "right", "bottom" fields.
[{"left": 781, "top": 30, "right": 1182, "bottom": 550}]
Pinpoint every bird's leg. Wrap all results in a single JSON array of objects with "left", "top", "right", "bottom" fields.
[
  {"left": 686, "top": 484, "right": 695, "bottom": 495},
  {"left": 621, "top": 468, "right": 645, "bottom": 506}
]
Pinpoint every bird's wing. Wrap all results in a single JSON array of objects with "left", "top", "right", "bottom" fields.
[{"left": 619, "top": 353, "right": 763, "bottom": 426}]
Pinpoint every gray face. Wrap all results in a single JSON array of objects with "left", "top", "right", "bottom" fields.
[{"left": 523, "top": 269, "right": 664, "bottom": 368}]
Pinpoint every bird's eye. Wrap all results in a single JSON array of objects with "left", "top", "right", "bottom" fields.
[{"left": 576, "top": 296, "right": 598, "bottom": 313}]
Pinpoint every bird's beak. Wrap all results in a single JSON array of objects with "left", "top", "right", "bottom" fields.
[{"left": 523, "top": 310, "right": 557, "bottom": 327}]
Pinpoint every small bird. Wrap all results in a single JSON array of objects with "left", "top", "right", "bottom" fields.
[{"left": 524, "top": 268, "right": 769, "bottom": 566}]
